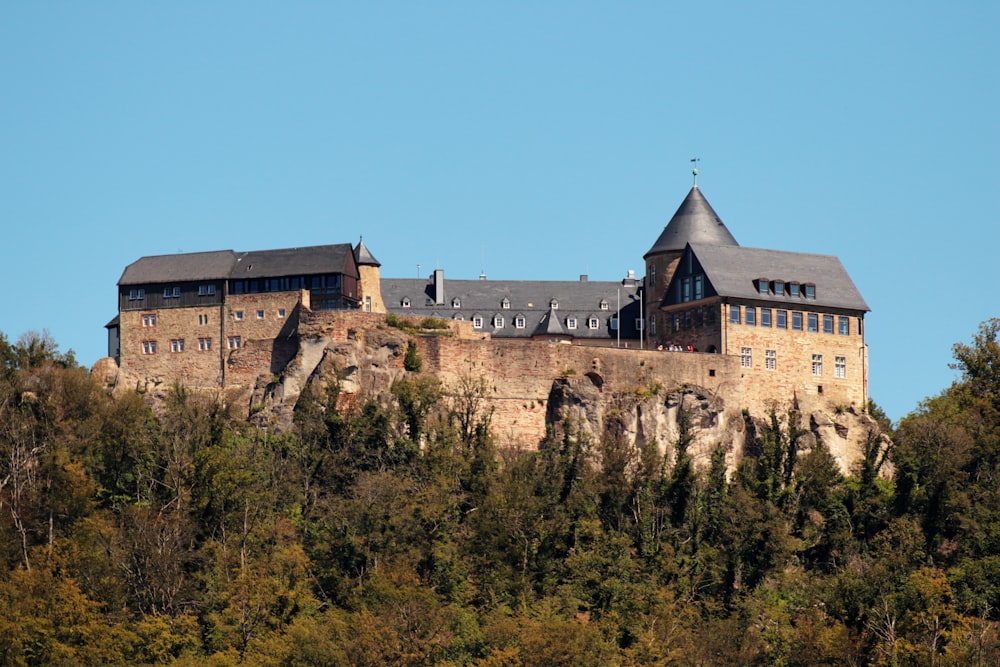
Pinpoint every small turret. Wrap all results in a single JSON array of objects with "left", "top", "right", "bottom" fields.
[{"left": 354, "top": 238, "right": 385, "bottom": 313}]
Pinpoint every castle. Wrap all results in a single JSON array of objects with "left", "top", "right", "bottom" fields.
[{"left": 105, "top": 183, "right": 870, "bottom": 422}]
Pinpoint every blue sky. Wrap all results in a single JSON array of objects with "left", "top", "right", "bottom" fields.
[{"left": 1, "top": 3, "right": 997, "bottom": 423}]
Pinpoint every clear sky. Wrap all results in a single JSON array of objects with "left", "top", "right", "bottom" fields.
[{"left": 2, "top": 3, "right": 997, "bottom": 423}]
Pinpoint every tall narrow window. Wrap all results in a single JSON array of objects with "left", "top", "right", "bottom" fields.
[
  {"left": 681, "top": 277, "right": 692, "bottom": 302},
  {"left": 812, "top": 354, "right": 823, "bottom": 376},
  {"left": 694, "top": 275, "right": 704, "bottom": 300},
  {"left": 741, "top": 347, "right": 752, "bottom": 368},
  {"left": 835, "top": 356, "right": 846, "bottom": 378},
  {"left": 839, "top": 316, "right": 850, "bottom": 335},
  {"left": 170, "top": 339, "right": 184, "bottom": 353},
  {"left": 777, "top": 310, "right": 787, "bottom": 329},
  {"left": 228, "top": 336, "right": 242, "bottom": 349},
  {"left": 808, "top": 313, "right": 818, "bottom": 332},
  {"left": 142, "top": 340, "right": 157, "bottom": 355},
  {"left": 745, "top": 307, "right": 756, "bottom": 326},
  {"left": 823, "top": 314, "right": 834, "bottom": 334},
  {"left": 765, "top": 349, "right": 776, "bottom": 370},
  {"left": 198, "top": 314, "right": 209, "bottom": 325},
  {"left": 792, "top": 311, "right": 803, "bottom": 331},
  {"left": 761, "top": 308, "right": 772, "bottom": 327},
  {"left": 730, "top": 305, "right": 741, "bottom": 325},
  {"left": 198, "top": 338, "right": 212, "bottom": 351}
]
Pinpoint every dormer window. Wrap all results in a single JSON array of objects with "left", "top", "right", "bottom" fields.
[
  {"left": 515, "top": 314, "right": 526, "bottom": 329},
  {"left": 549, "top": 299, "right": 559, "bottom": 310},
  {"left": 789, "top": 283, "right": 800, "bottom": 298},
  {"left": 494, "top": 315, "right": 505, "bottom": 328},
  {"left": 599, "top": 299, "right": 609, "bottom": 311},
  {"left": 501, "top": 297, "right": 510, "bottom": 309},
  {"left": 452, "top": 298, "right": 461, "bottom": 309},
  {"left": 589, "top": 317, "right": 600, "bottom": 330},
  {"left": 566, "top": 317, "right": 577, "bottom": 330},
  {"left": 757, "top": 279, "right": 769, "bottom": 295},
  {"left": 773, "top": 280, "right": 785, "bottom": 297},
  {"left": 804, "top": 284, "right": 816, "bottom": 299},
  {"left": 472, "top": 315, "right": 483, "bottom": 329},
  {"left": 401, "top": 297, "right": 411, "bottom": 308},
  {"left": 453, "top": 314, "right": 464, "bottom": 321}
]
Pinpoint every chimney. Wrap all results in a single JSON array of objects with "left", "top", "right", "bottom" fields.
[
  {"left": 579, "top": 274, "right": 588, "bottom": 282},
  {"left": 433, "top": 268, "right": 445, "bottom": 305}
]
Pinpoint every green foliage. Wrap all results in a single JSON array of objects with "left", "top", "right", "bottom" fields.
[
  {"left": 2, "top": 323, "right": 1000, "bottom": 664},
  {"left": 403, "top": 339, "right": 422, "bottom": 372}
]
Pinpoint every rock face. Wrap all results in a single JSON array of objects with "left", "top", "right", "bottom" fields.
[
  {"left": 544, "top": 375, "right": 883, "bottom": 476},
  {"left": 97, "top": 313, "right": 884, "bottom": 476}
]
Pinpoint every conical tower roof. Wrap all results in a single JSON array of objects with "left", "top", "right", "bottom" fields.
[
  {"left": 643, "top": 187, "right": 738, "bottom": 259},
  {"left": 354, "top": 237, "right": 381, "bottom": 267}
]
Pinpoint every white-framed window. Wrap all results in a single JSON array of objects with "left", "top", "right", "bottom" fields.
[
  {"left": 835, "top": 356, "right": 846, "bottom": 378},
  {"left": 472, "top": 316, "right": 483, "bottom": 329},
  {"left": 567, "top": 317, "right": 577, "bottom": 330},
  {"left": 590, "top": 317, "right": 600, "bottom": 330},
  {"left": 599, "top": 299, "right": 609, "bottom": 311},
  {"left": 741, "top": 347, "right": 752, "bottom": 368},
  {"left": 549, "top": 299, "right": 559, "bottom": 310},
  {"left": 198, "top": 284, "right": 216, "bottom": 296},
  {"left": 765, "top": 349, "right": 776, "bottom": 370},
  {"left": 812, "top": 354, "right": 823, "bottom": 376},
  {"left": 142, "top": 340, "right": 157, "bottom": 355},
  {"left": 278, "top": 309, "right": 286, "bottom": 318},
  {"left": 257, "top": 310, "right": 265, "bottom": 320},
  {"left": 234, "top": 311, "right": 244, "bottom": 321},
  {"left": 501, "top": 297, "right": 510, "bottom": 309},
  {"left": 494, "top": 315, "right": 505, "bottom": 328},
  {"left": 452, "top": 298, "right": 461, "bottom": 308},
  {"left": 228, "top": 336, "right": 242, "bottom": 349},
  {"left": 163, "top": 286, "right": 181, "bottom": 298},
  {"left": 198, "top": 314, "right": 209, "bottom": 325},
  {"left": 128, "top": 288, "right": 145, "bottom": 301},
  {"left": 141, "top": 313, "right": 157, "bottom": 327},
  {"left": 198, "top": 337, "right": 212, "bottom": 351},
  {"left": 515, "top": 315, "right": 526, "bottom": 329},
  {"left": 364, "top": 296, "right": 372, "bottom": 312},
  {"left": 401, "top": 297, "right": 411, "bottom": 308},
  {"left": 170, "top": 339, "right": 184, "bottom": 353}
]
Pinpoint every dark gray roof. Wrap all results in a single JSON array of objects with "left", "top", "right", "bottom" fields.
[
  {"left": 687, "top": 243, "right": 869, "bottom": 312},
  {"left": 381, "top": 275, "right": 643, "bottom": 339},
  {"left": 533, "top": 307, "right": 568, "bottom": 337},
  {"left": 120, "top": 244, "right": 358, "bottom": 286},
  {"left": 234, "top": 244, "right": 356, "bottom": 280},
  {"left": 644, "top": 187, "right": 738, "bottom": 259},
  {"left": 119, "top": 250, "right": 238, "bottom": 286},
  {"left": 354, "top": 238, "right": 381, "bottom": 267}
]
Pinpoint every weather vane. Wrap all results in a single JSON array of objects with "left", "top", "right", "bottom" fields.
[{"left": 691, "top": 157, "right": 700, "bottom": 187}]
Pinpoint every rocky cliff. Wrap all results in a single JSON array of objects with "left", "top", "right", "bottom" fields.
[{"left": 98, "top": 312, "right": 885, "bottom": 477}]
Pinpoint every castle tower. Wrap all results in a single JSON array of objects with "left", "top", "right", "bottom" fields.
[
  {"left": 643, "top": 186, "right": 738, "bottom": 340},
  {"left": 354, "top": 238, "right": 385, "bottom": 313}
]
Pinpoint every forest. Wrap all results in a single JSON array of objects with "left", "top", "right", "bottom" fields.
[{"left": 1, "top": 320, "right": 999, "bottom": 666}]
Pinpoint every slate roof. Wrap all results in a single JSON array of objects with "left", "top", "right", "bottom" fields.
[
  {"left": 353, "top": 239, "right": 381, "bottom": 267},
  {"left": 118, "top": 250, "right": 238, "bottom": 285},
  {"left": 381, "top": 276, "right": 643, "bottom": 339},
  {"left": 644, "top": 187, "right": 739, "bottom": 258},
  {"left": 233, "top": 244, "right": 356, "bottom": 280},
  {"left": 682, "top": 243, "right": 869, "bottom": 312},
  {"left": 119, "top": 244, "right": 357, "bottom": 286}
]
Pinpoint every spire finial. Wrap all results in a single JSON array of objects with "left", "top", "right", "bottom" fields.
[{"left": 690, "top": 157, "right": 700, "bottom": 187}]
